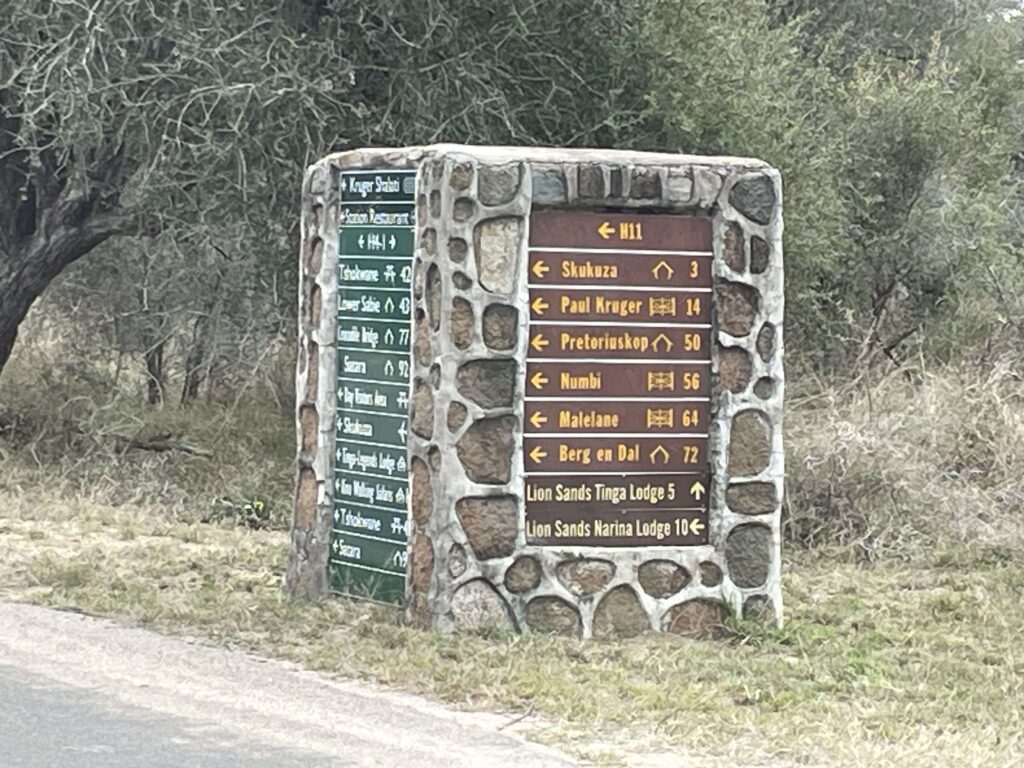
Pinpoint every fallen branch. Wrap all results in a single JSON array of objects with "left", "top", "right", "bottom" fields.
[{"left": 112, "top": 433, "right": 213, "bottom": 458}]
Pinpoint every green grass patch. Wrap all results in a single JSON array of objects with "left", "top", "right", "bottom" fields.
[
  {"left": 1, "top": 479, "right": 1020, "bottom": 767},
  {"left": 3, "top": 359, "right": 1023, "bottom": 766}
]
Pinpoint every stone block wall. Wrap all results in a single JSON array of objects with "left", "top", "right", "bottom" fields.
[{"left": 288, "top": 145, "right": 784, "bottom": 640}]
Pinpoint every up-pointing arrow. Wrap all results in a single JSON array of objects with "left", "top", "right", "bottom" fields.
[{"left": 690, "top": 480, "right": 706, "bottom": 500}]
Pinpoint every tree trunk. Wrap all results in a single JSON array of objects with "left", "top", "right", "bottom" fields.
[
  {"left": 181, "top": 314, "right": 210, "bottom": 405},
  {"left": 0, "top": 256, "right": 67, "bottom": 373},
  {"left": 0, "top": 312, "right": 22, "bottom": 374},
  {"left": 0, "top": 200, "right": 141, "bottom": 379},
  {"left": 145, "top": 339, "right": 166, "bottom": 406}
]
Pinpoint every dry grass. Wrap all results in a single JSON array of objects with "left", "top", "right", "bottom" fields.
[
  {"left": 0, "top": 333, "right": 295, "bottom": 528},
  {"left": 0, "top": 473, "right": 1021, "bottom": 767},
  {"left": 786, "top": 356, "right": 1024, "bottom": 554},
  {"left": 2, "top": 341, "right": 1024, "bottom": 766}
]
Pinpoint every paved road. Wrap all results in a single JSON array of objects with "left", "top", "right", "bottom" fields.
[{"left": 0, "top": 602, "right": 576, "bottom": 768}]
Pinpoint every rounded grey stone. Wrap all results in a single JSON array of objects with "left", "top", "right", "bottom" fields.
[
  {"left": 473, "top": 217, "right": 522, "bottom": 294},
  {"left": 482, "top": 304, "right": 518, "bottom": 351},
  {"left": 555, "top": 559, "right": 614, "bottom": 596},
  {"left": 456, "top": 359, "right": 516, "bottom": 409},
  {"left": 592, "top": 585, "right": 649, "bottom": 640},
  {"left": 728, "top": 410, "right": 771, "bottom": 477},
  {"left": 411, "top": 379, "right": 433, "bottom": 439},
  {"left": 478, "top": 163, "right": 521, "bottom": 206},
  {"left": 525, "top": 596, "right": 580, "bottom": 637},
  {"left": 638, "top": 560, "right": 690, "bottom": 598},
  {"left": 448, "top": 543, "right": 467, "bottom": 578},
  {"left": 504, "top": 556, "right": 541, "bottom": 593},
  {"left": 451, "top": 297, "right": 474, "bottom": 350},
  {"left": 729, "top": 176, "right": 776, "bottom": 225},
  {"left": 454, "top": 495, "right": 518, "bottom": 560},
  {"left": 726, "top": 524, "right": 772, "bottom": 588},
  {"left": 451, "top": 579, "right": 515, "bottom": 631},
  {"left": 757, "top": 323, "right": 776, "bottom": 362},
  {"left": 753, "top": 377, "right": 775, "bottom": 400},
  {"left": 699, "top": 561, "right": 722, "bottom": 587},
  {"left": 455, "top": 416, "right": 516, "bottom": 484},
  {"left": 530, "top": 166, "right": 566, "bottom": 203}
]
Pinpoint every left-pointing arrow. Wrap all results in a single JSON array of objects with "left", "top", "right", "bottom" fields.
[
  {"left": 597, "top": 221, "right": 615, "bottom": 240},
  {"left": 530, "top": 333, "right": 549, "bottom": 352},
  {"left": 531, "top": 297, "right": 549, "bottom": 315},
  {"left": 529, "top": 445, "right": 547, "bottom": 464},
  {"left": 529, "top": 411, "right": 548, "bottom": 428}
]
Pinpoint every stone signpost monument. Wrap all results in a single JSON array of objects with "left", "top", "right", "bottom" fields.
[{"left": 287, "top": 145, "right": 784, "bottom": 639}]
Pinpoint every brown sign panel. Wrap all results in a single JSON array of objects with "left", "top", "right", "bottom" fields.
[
  {"left": 525, "top": 472, "right": 710, "bottom": 512},
  {"left": 529, "top": 287, "right": 711, "bottom": 324},
  {"left": 525, "top": 400, "right": 710, "bottom": 434},
  {"left": 524, "top": 209, "right": 715, "bottom": 550},
  {"left": 526, "top": 361, "right": 711, "bottom": 399},
  {"left": 524, "top": 436, "right": 707, "bottom": 473},
  {"left": 525, "top": 507, "right": 709, "bottom": 547},
  {"left": 528, "top": 325, "right": 710, "bottom": 360},
  {"left": 529, "top": 251, "right": 713, "bottom": 289},
  {"left": 530, "top": 211, "right": 713, "bottom": 251}
]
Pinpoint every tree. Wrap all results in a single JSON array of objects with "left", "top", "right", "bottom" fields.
[
  {"left": 0, "top": 0, "right": 356, "bottom": 376},
  {"left": 643, "top": 0, "right": 1024, "bottom": 371}
]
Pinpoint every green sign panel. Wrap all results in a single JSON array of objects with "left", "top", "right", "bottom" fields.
[
  {"left": 331, "top": 169, "right": 416, "bottom": 605},
  {"left": 339, "top": 228, "right": 415, "bottom": 256},
  {"left": 337, "top": 348, "right": 410, "bottom": 383},
  {"left": 339, "top": 258, "right": 413, "bottom": 289},
  {"left": 340, "top": 171, "right": 417, "bottom": 203},
  {"left": 336, "top": 319, "right": 411, "bottom": 353},
  {"left": 337, "top": 288, "right": 413, "bottom": 322}
]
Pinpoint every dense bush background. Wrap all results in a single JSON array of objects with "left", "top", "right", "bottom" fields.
[{"left": 3, "top": 0, "right": 1023, "bottom": 553}]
